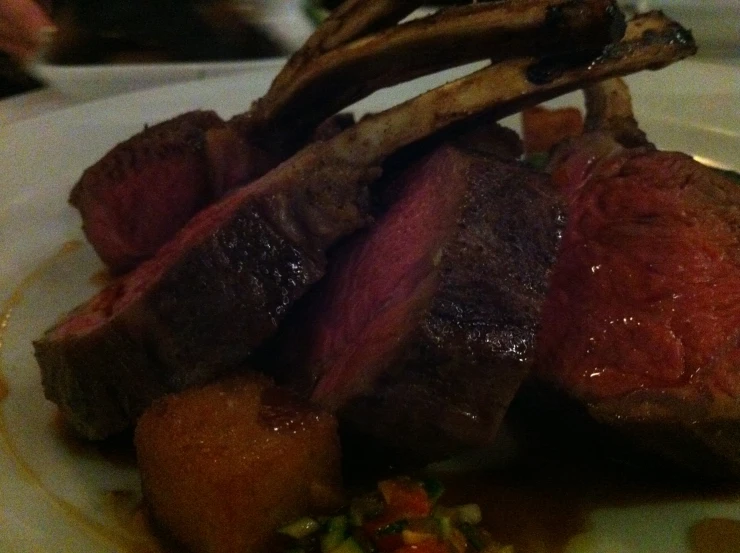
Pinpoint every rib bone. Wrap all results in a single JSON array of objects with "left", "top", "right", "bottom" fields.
[
  {"left": 251, "top": 0, "right": 626, "bottom": 147},
  {"left": 267, "top": 0, "right": 425, "bottom": 99},
  {"left": 326, "top": 11, "right": 695, "bottom": 168},
  {"left": 584, "top": 78, "right": 650, "bottom": 147}
]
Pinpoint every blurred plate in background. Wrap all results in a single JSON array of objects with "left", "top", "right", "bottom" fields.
[
  {"left": 29, "top": 0, "right": 313, "bottom": 101},
  {"left": 30, "top": 58, "right": 285, "bottom": 101}
]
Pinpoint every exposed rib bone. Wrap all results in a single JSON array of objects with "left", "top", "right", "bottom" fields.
[
  {"left": 309, "top": 0, "right": 424, "bottom": 51},
  {"left": 583, "top": 78, "right": 650, "bottom": 147},
  {"left": 252, "top": 0, "right": 626, "bottom": 145},
  {"left": 246, "top": 12, "right": 695, "bottom": 253},
  {"left": 268, "top": 0, "right": 424, "bottom": 96},
  {"left": 324, "top": 11, "right": 695, "bottom": 168}
]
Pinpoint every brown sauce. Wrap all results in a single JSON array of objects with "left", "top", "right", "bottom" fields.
[
  {"left": 0, "top": 296, "right": 10, "bottom": 401},
  {"left": 0, "top": 291, "right": 20, "bottom": 354},
  {"left": 690, "top": 518, "right": 740, "bottom": 553},
  {"left": 432, "top": 459, "right": 738, "bottom": 553},
  {"left": 437, "top": 418, "right": 740, "bottom": 553},
  {"left": 435, "top": 469, "right": 586, "bottom": 553},
  {"left": 342, "top": 419, "right": 740, "bottom": 553}
]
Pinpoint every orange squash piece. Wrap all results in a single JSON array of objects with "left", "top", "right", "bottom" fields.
[{"left": 135, "top": 373, "right": 343, "bottom": 553}]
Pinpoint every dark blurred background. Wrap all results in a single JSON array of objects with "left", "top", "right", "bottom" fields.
[
  {"left": 0, "top": 0, "right": 285, "bottom": 98},
  {"left": 45, "top": 0, "right": 283, "bottom": 64}
]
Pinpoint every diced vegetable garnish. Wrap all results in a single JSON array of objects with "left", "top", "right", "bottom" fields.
[
  {"left": 421, "top": 478, "right": 445, "bottom": 502},
  {"left": 452, "top": 505, "right": 482, "bottom": 526},
  {"left": 332, "top": 538, "right": 365, "bottom": 553},
  {"left": 378, "top": 478, "right": 434, "bottom": 519},
  {"left": 523, "top": 152, "right": 550, "bottom": 171},
  {"left": 280, "top": 517, "right": 322, "bottom": 539},
  {"left": 322, "top": 516, "right": 349, "bottom": 553},
  {"left": 277, "top": 477, "right": 513, "bottom": 553}
]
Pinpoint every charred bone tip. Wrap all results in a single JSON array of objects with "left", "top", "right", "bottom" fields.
[{"left": 526, "top": 11, "right": 696, "bottom": 85}]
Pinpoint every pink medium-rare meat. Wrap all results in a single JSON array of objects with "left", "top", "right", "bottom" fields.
[
  {"left": 540, "top": 143, "right": 740, "bottom": 403},
  {"left": 71, "top": 110, "right": 354, "bottom": 275},
  {"left": 271, "top": 126, "right": 564, "bottom": 458},
  {"left": 304, "top": 145, "right": 475, "bottom": 409},
  {"left": 69, "top": 111, "right": 276, "bottom": 273},
  {"left": 36, "top": 141, "right": 376, "bottom": 440},
  {"left": 536, "top": 135, "right": 740, "bottom": 476}
]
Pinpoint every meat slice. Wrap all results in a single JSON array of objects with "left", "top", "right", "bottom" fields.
[
  {"left": 69, "top": 111, "right": 268, "bottom": 272},
  {"left": 37, "top": 142, "right": 376, "bottom": 440},
  {"left": 535, "top": 135, "right": 740, "bottom": 478},
  {"left": 67, "top": 0, "right": 423, "bottom": 275},
  {"left": 271, "top": 127, "right": 564, "bottom": 458}
]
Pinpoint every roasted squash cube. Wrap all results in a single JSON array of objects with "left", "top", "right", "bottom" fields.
[{"left": 135, "top": 373, "right": 343, "bottom": 553}]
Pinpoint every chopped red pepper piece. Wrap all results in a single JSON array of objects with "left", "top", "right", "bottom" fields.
[
  {"left": 362, "top": 514, "right": 406, "bottom": 551},
  {"left": 378, "top": 478, "right": 433, "bottom": 519}
]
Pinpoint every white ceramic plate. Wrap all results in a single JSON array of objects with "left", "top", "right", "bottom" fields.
[
  {"left": 1, "top": 59, "right": 739, "bottom": 552},
  {"left": 29, "top": 58, "right": 290, "bottom": 103},
  {"left": 635, "top": 0, "right": 740, "bottom": 55}
]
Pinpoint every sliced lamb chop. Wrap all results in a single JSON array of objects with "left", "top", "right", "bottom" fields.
[
  {"left": 68, "top": 111, "right": 242, "bottom": 273},
  {"left": 259, "top": 11, "right": 696, "bottom": 458},
  {"left": 259, "top": 10, "right": 694, "bottom": 457},
  {"left": 267, "top": 122, "right": 564, "bottom": 459},
  {"left": 36, "top": 11, "right": 696, "bottom": 441},
  {"left": 71, "top": 0, "right": 626, "bottom": 273},
  {"left": 535, "top": 78, "right": 740, "bottom": 478}
]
